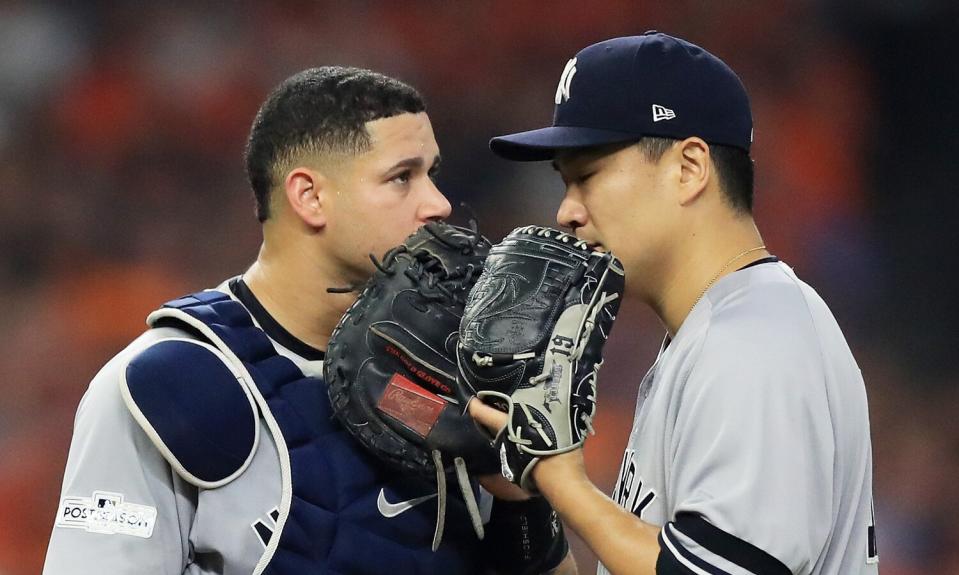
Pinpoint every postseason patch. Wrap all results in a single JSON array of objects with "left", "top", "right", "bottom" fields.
[{"left": 55, "top": 491, "right": 157, "bottom": 538}]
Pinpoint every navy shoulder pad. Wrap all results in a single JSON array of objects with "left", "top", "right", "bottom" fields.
[{"left": 120, "top": 337, "right": 259, "bottom": 488}]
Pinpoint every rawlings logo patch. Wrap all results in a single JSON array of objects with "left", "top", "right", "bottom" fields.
[{"left": 377, "top": 373, "right": 445, "bottom": 437}]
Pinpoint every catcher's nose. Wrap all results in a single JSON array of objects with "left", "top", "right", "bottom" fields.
[{"left": 418, "top": 179, "right": 453, "bottom": 222}]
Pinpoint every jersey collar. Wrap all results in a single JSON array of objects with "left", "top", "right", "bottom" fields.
[{"left": 229, "top": 277, "right": 326, "bottom": 361}]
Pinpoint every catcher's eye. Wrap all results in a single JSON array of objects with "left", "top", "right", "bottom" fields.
[{"left": 390, "top": 170, "right": 413, "bottom": 185}]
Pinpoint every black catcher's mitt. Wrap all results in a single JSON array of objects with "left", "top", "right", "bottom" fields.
[
  {"left": 458, "top": 225, "right": 625, "bottom": 491},
  {"left": 325, "top": 221, "right": 496, "bottom": 548}
]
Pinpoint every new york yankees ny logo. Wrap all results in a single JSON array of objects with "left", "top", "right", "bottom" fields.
[
  {"left": 252, "top": 507, "right": 280, "bottom": 547},
  {"left": 555, "top": 57, "right": 577, "bottom": 104}
]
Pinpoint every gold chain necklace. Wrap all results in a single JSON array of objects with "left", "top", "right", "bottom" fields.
[{"left": 690, "top": 245, "right": 767, "bottom": 315}]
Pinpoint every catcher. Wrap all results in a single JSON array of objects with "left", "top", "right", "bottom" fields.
[{"left": 45, "top": 66, "right": 573, "bottom": 575}]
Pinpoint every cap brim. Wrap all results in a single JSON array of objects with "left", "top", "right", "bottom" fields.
[{"left": 489, "top": 126, "right": 641, "bottom": 161}]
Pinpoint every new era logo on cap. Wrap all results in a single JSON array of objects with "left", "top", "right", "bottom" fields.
[{"left": 652, "top": 104, "right": 675, "bottom": 122}]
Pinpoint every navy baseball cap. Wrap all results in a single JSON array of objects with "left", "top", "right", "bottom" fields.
[{"left": 490, "top": 32, "right": 753, "bottom": 161}]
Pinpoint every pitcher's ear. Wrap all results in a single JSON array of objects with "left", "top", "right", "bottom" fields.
[{"left": 676, "top": 137, "right": 710, "bottom": 207}]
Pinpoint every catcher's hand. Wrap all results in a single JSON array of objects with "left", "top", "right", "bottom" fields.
[
  {"left": 458, "top": 225, "right": 625, "bottom": 492},
  {"left": 325, "top": 221, "right": 496, "bottom": 549}
]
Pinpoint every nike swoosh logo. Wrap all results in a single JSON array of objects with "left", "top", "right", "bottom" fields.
[{"left": 376, "top": 488, "right": 436, "bottom": 518}]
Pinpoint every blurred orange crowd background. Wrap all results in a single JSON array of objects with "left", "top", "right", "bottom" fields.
[{"left": 1, "top": 1, "right": 957, "bottom": 573}]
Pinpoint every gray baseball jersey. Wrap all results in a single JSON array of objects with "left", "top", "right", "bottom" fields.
[
  {"left": 602, "top": 261, "right": 878, "bottom": 575},
  {"left": 43, "top": 281, "right": 310, "bottom": 574},
  {"left": 43, "top": 279, "right": 491, "bottom": 574}
]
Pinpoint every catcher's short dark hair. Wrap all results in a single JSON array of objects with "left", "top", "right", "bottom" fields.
[
  {"left": 637, "top": 137, "right": 754, "bottom": 213},
  {"left": 244, "top": 66, "right": 426, "bottom": 222}
]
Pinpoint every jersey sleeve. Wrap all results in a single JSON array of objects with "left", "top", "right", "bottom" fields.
[
  {"left": 658, "top": 320, "right": 835, "bottom": 575},
  {"left": 43, "top": 346, "right": 195, "bottom": 575}
]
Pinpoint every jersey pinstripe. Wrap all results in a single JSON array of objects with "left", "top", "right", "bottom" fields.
[{"left": 601, "top": 261, "right": 878, "bottom": 575}]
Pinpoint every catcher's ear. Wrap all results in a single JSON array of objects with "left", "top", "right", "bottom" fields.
[
  {"left": 676, "top": 137, "right": 710, "bottom": 207},
  {"left": 283, "top": 167, "right": 328, "bottom": 229}
]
